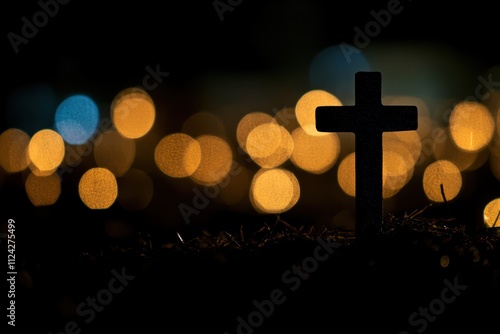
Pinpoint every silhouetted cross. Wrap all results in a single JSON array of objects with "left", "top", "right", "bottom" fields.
[{"left": 316, "top": 72, "right": 418, "bottom": 239}]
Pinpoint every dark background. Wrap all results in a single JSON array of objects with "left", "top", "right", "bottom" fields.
[{"left": 2, "top": 0, "right": 500, "bottom": 333}]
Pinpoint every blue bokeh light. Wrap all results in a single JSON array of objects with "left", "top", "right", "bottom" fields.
[
  {"left": 55, "top": 95, "right": 99, "bottom": 145},
  {"left": 309, "top": 44, "right": 371, "bottom": 103}
]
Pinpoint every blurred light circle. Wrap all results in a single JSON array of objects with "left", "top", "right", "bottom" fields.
[
  {"left": 78, "top": 167, "right": 118, "bottom": 209},
  {"left": 55, "top": 94, "right": 99, "bottom": 145},
  {"left": 250, "top": 168, "right": 300, "bottom": 214},
  {"left": 28, "top": 129, "right": 65, "bottom": 173},
  {"left": 191, "top": 135, "right": 233, "bottom": 186},
  {"left": 154, "top": 133, "right": 201, "bottom": 178},
  {"left": 111, "top": 87, "right": 155, "bottom": 139},
  {"left": 246, "top": 122, "right": 283, "bottom": 159},
  {"left": 253, "top": 126, "right": 294, "bottom": 168},
  {"left": 449, "top": 101, "right": 494, "bottom": 152},
  {"left": 0, "top": 128, "right": 31, "bottom": 173},
  {"left": 483, "top": 198, "right": 500, "bottom": 228},
  {"left": 295, "top": 90, "right": 342, "bottom": 136},
  {"left": 290, "top": 127, "right": 340, "bottom": 174},
  {"left": 25, "top": 173, "right": 61, "bottom": 207},
  {"left": 337, "top": 152, "right": 356, "bottom": 197},
  {"left": 422, "top": 160, "right": 462, "bottom": 203},
  {"left": 236, "top": 112, "right": 277, "bottom": 153}
]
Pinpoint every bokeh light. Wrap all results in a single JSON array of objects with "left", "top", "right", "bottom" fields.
[
  {"left": 25, "top": 173, "right": 61, "bottom": 206},
  {"left": 0, "top": 128, "right": 31, "bottom": 173},
  {"left": 483, "top": 198, "right": 500, "bottom": 228},
  {"left": 422, "top": 160, "right": 462, "bottom": 203},
  {"left": 55, "top": 94, "right": 99, "bottom": 145},
  {"left": 246, "top": 122, "right": 283, "bottom": 159},
  {"left": 290, "top": 127, "right": 340, "bottom": 174},
  {"left": 337, "top": 152, "right": 356, "bottom": 197},
  {"left": 154, "top": 133, "right": 201, "bottom": 178},
  {"left": 433, "top": 127, "right": 479, "bottom": 171},
  {"left": 117, "top": 168, "right": 154, "bottom": 211},
  {"left": 190, "top": 135, "right": 233, "bottom": 186},
  {"left": 236, "top": 112, "right": 278, "bottom": 153},
  {"left": 252, "top": 126, "right": 294, "bottom": 169},
  {"left": 111, "top": 87, "right": 156, "bottom": 139},
  {"left": 250, "top": 168, "right": 300, "bottom": 214},
  {"left": 78, "top": 167, "right": 118, "bottom": 209},
  {"left": 28, "top": 129, "right": 65, "bottom": 173},
  {"left": 94, "top": 130, "right": 136, "bottom": 177},
  {"left": 449, "top": 101, "right": 494, "bottom": 152},
  {"left": 295, "top": 89, "right": 342, "bottom": 136}
]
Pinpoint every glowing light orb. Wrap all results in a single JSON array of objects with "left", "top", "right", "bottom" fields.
[
  {"left": 28, "top": 129, "right": 65, "bottom": 173},
  {"left": 382, "top": 150, "right": 409, "bottom": 199},
  {"left": 433, "top": 127, "right": 478, "bottom": 171},
  {"left": 246, "top": 122, "right": 283, "bottom": 159},
  {"left": 290, "top": 127, "right": 340, "bottom": 174},
  {"left": 55, "top": 95, "right": 99, "bottom": 145},
  {"left": 295, "top": 90, "right": 342, "bottom": 136},
  {"left": 483, "top": 198, "right": 500, "bottom": 228},
  {"left": 191, "top": 135, "right": 233, "bottom": 186},
  {"left": 252, "top": 126, "right": 294, "bottom": 169},
  {"left": 154, "top": 133, "right": 201, "bottom": 178},
  {"left": 94, "top": 130, "right": 136, "bottom": 177},
  {"left": 25, "top": 173, "right": 61, "bottom": 206},
  {"left": 236, "top": 112, "right": 277, "bottom": 153},
  {"left": 0, "top": 128, "right": 30, "bottom": 173},
  {"left": 422, "top": 160, "right": 462, "bottom": 203},
  {"left": 337, "top": 152, "right": 356, "bottom": 197},
  {"left": 250, "top": 168, "right": 300, "bottom": 214},
  {"left": 78, "top": 167, "right": 118, "bottom": 209},
  {"left": 449, "top": 101, "right": 494, "bottom": 152},
  {"left": 111, "top": 88, "right": 155, "bottom": 139}
]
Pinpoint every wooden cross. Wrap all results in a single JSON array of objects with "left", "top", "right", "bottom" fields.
[{"left": 315, "top": 71, "right": 418, "bottom": 239}]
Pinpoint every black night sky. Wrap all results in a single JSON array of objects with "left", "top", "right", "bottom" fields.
[{"left": 2, "top": 1, "right": 500, "bottom": 333}]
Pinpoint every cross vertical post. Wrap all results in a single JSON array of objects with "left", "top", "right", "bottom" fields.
[{"left": 315, "top": 72, "right": 418, "bottom": 240}]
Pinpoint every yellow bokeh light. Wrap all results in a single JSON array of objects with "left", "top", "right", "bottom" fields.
[
  {"left": 111, "top": 87, "right": 155, "bottom": 139},
  {"left": 250, "top": 168, "right": 300, "bottom": 214},
  {"left": 78, "top": 167, "right": 118, "bottom": 209},
  {"left": 483, "top": 198, "right": 500, "bottom": 228},
  {"left": 28, "top": 129, "right": 65, "bottom": 173},
  {"left": 295, "top": 89, "right": 342, "bottom": 136},
  {"left": 422, "top": 160, "right": 462, "bottom": 203},
  {"left": 191, "top": 135, "right": 233, "bottom": 186},
  {"left": 253, "top": 126, "right": 294, "bottom": 169},
  {"left": 0, "top": 128, "right": 30, "bottom": 173},
  {"left": 382, "top": 150, "right": 409, "bottom": 199},
  {"left": 117, "top": 168, "right": 154, "bottom": 211},
  {"left": 337, "top": 153, "right": 356, "bottom": 197},
  {"left": 236, "top": 112, "right": 277, "bottom": 153},
  {"left": 94, "top": 130, "right": 136, "bottom": 177},
  {"left": 433, "top": 127, "right": 478, "bottom": 171},
  {"left": 449, "top": 101, "right": 494, "bottom": 152},
  {"left": 290, "top": 127, "right": 340, "bottom": 174},
  {"left": 154, "top": 133, "right": 201, "bottom": 178},
  {"left": 25, "top": 173, "right": 61, "bottom": 206},
  {"left": 246, "top": 122, "right": 283, "bottom": 159}
]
